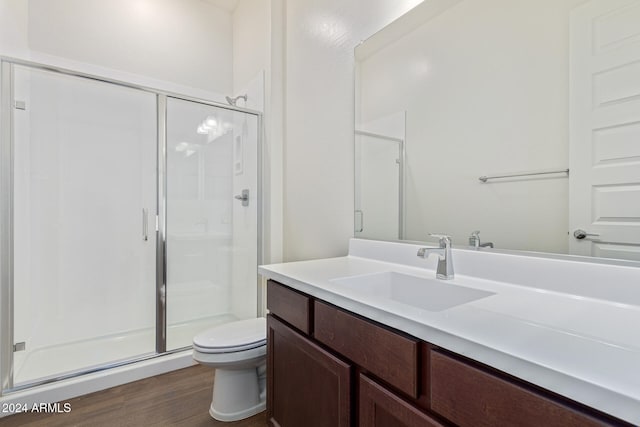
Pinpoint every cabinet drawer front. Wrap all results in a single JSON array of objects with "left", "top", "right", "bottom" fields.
[
  {"left": 314, "top": 301, "right": 419, "bottom": 397},
  {"left": 429, "top": 350, "right": 614, "bottom": 427},
  {"left": 267, "top": 280, "right": 311, "bottom": 334},
  {"left": 360, "top": 374, "right": 444, "bottom": 427}
]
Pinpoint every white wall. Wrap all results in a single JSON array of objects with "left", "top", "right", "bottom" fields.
[
  {"left": 232, "top": 0, "right": 282, "bottom": 273},
  {"left": 0, "top": 0, "right": 233, "bottom": 98},
  {"left": 281, "top": 0, "right": 424, "bottom": 261},
  {"left": 358, "top": 0, "right": 585, "bottom": 254},
  {"left": 28, "top": 0, "right": 233, "bottom": 94},
  {"left": 0, "top": 0, "right": 28, "bottom": 56},
  {"left": 233, "top": 0, "right": 269, "bottom": 95}
]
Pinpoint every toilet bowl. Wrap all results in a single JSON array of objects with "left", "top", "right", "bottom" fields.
[{"left": 192, "top": 317, "right": 267, "bottom": 422}]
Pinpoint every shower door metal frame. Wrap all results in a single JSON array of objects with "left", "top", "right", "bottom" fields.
[
  {"left": 0, "top": 57, "right": 264, "bottom": 393},
  {"left": 0, "top": 60, "right": 16, "bottom": 393},
  {"left": 156, "top": 94, "right": 167, "bottom": 355}
]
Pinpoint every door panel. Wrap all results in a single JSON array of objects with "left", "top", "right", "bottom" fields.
[
  {"left": 165, "top": 98, "right": 258, "bottom": 350},
  {"left": 12, "top": 65, "right": 157, "bottom": 385},
  {"left": 569, "top": 0, "right": 640, "bottom": 260}
]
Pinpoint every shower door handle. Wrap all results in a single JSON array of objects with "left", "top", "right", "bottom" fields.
[
  {"left": 142, "top": 208, "right": 149, "bottom": 241},
  {"left": 355, "top": 210, "right": 364, "bottom": 233}
]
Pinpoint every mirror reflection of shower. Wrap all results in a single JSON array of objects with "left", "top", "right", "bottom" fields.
[{"left": 225, "top": 94, "right": 247, "bottom": 106}]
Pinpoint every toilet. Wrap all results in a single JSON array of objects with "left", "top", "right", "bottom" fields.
[{"left": 192, "top": 317, "right": 267, "bottom": 422}]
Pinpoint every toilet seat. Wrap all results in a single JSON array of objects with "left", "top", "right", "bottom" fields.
[{"left": 193, "top": 317, "right": 266, "bottom": 354}]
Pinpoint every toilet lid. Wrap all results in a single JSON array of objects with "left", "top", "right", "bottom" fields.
[{"left": 193, "top": 317, "right": 266, "bottom": 353}]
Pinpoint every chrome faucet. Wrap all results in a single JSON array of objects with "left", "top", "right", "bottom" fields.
[
  {"left": 469, "top": 230, "right": 494, "bottom": 249},
  {"left": 417, "top": 234, "right": 454, "bottom": 280}
]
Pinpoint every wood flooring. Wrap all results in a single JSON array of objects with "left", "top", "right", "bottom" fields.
[{"left": 0, "top": 365, "right": 267, "bottom": 427}]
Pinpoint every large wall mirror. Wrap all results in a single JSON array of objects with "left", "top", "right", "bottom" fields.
[{"left": 354, "top": 0, "right": 640, "bottom": 262}]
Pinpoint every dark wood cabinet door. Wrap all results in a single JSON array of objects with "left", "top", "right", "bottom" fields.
[
  {"left": 267, "top": 314, "right": 351, "bottom": 427},
  {"left": 359, "top": 374, "right": 445, "bottom": 427}
]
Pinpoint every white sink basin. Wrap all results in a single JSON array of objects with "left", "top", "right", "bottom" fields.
[{"left": 331, "top": 271, "right": 495, "bottom": 312}]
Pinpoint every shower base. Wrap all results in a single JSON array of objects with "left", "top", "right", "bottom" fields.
[{"left": 13, "top": 313, "right": 237, "bottom": 387}]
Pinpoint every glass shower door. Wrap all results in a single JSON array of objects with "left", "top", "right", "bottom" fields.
[
  {"left": 11, "top": 65, "right": 158, "bottom": 386},
  {"left": 165, "top": 98, "right": 258, "bottom": 350}
]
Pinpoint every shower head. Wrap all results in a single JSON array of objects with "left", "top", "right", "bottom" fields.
[{"left": 225, "top": 94, "right": 248, "bottom": 106}]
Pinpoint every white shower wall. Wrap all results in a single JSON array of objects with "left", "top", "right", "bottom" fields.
[
  {"left": 231, "top": 113, "right": 259, "bottom": 320},
  {"left": 165, "top": 101, "right": 236, "bottom": 346},
  {"left": 166, "top": 139, "right": 234, "bottom": 322},
  {"left": 165, "top": 98, "right": 259, "bottom": 351}
]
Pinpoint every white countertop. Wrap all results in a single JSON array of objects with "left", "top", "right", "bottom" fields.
[{"left": 259, "top": 239, "right": 640, "bottom": 425}]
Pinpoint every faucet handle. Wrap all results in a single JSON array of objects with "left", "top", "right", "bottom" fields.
[
  {"left": 469, "top": 230, "right": 480, "bottom": 248},
  {"left": 428, "top": 233, "right": 452, "bottom": 248}
]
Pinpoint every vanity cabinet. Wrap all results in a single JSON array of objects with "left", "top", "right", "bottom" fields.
[{"left": 266, "top": 280, "right": 629, "bottom": 427}]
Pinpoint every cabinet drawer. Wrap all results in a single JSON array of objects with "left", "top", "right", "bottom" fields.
[
  {"left": 360, "top": 374, "right": 444, "bottom": 427},
  {"left": 267, "top": 280, "right": 311, "bottom": 334},
  {"left": 429, "top": 350, "right": 615, "bottom": 427},
  {"left": 314, "top": 301, "right": 419, "bottom": 398}
]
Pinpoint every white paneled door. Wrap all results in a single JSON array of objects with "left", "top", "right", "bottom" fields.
[{"left": 569, "top": 0, "right": 640, "bottom": 261}]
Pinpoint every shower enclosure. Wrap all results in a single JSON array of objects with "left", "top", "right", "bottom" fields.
[
  {"left": 354, "top": 130, "right": 404, "bottom": 241},
  {"left": 0, "top": 59, "right": 261, "bottom": 391}
]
